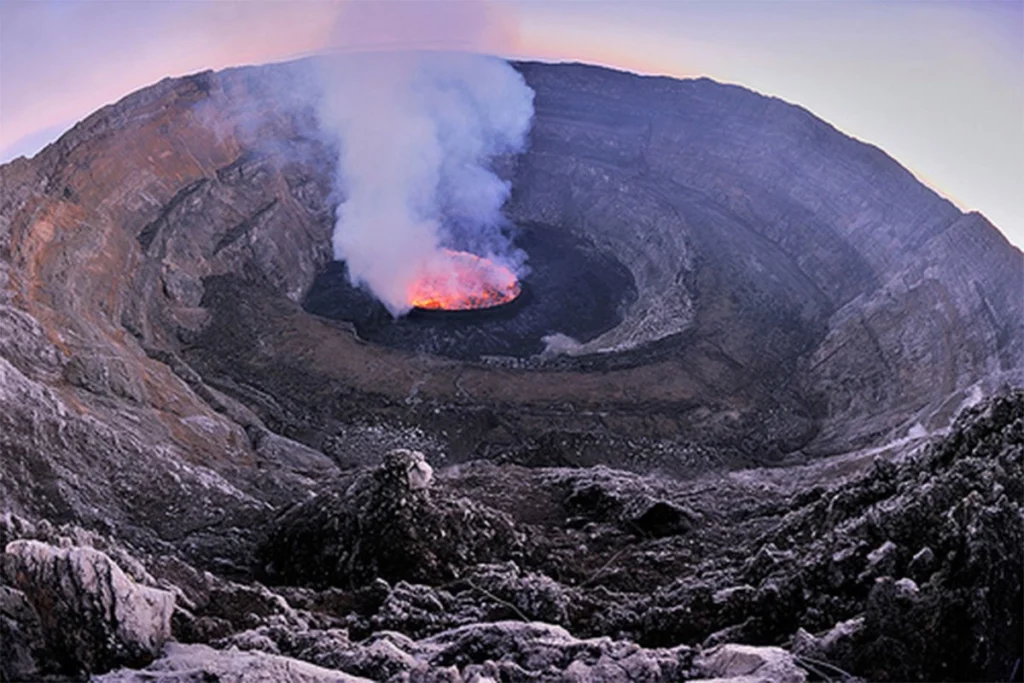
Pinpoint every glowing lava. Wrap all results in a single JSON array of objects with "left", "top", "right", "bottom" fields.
[{"left": 408, "top": 249, "right": 521, "bottom": 311}]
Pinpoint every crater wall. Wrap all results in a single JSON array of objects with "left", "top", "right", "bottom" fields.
[{"left": 0, "top": 58, "right": 1020, "bottom": 547}]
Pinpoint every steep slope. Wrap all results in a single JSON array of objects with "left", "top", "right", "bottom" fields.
[
  {"left": 505, "top": 62, "right": 1022, "bottom": 451},
  {"left": 0, "top": 66, "right": 339, "bottom": 562}
]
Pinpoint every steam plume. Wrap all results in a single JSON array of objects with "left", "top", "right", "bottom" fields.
[{"left": 316, "top": 10, "right": 534, "bottom": 315}]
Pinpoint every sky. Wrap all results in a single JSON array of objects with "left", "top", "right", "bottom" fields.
[{"left": 1, "top": 0, "right": 1021, "bottom": 248}]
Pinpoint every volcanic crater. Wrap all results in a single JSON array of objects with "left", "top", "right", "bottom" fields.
[
  {"left": 303, "top": 222, "right": 637, "bottom": 360},
  {"left": 0, "top": 57, "right": 1021, "bottom": 682}
]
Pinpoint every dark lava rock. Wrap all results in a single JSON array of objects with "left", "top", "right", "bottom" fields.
[
  {"left": 561, "top": 465, "right": 698, "bottom": 537},
  {"left": 1, "top": 393, "right": 1020, "bottom": 682},
  {"left": 304, "top": 223, "right": 638, "bottom": 360},
  {"left": 259, "top": 449, "right": 523, "bottom": 588},
  {"left": 836, "top": 399, "right": 1015, "bottom": 677},
  {"left": 0, "top": 585, "right": 46, "bottom": 682},
  {"left": 771, "top": 391, "right": 1024, "bottom": 682}
]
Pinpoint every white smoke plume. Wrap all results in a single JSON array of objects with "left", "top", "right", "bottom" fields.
[{"left": 315, "top": 2, "right": 534, "bottom": 315}]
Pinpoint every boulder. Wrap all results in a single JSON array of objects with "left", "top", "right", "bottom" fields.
[
  {"left": 694, "top": 643, "right": 806, "bottom": 683},
  {"left": 1, "top": 539, "right": 174, "bottom": 676},
  {"left": 259, "top": 449, "right": 522, "bottom": 588}
]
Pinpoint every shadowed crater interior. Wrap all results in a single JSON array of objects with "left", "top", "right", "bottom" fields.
[{"left": 302, "top": 222, "right": 637, "bottom": 360}]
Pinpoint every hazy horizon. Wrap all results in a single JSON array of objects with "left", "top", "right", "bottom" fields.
[{"left": 2, "top": 0, "right": 1020, "bottom": 247}]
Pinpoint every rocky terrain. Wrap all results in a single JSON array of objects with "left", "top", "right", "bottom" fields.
[
  {"left": 0, "top": 58, "right": 1021, "bottom": 681},
  {"left": 3, "top": 391, "right": 1021, "bottom": 681}
]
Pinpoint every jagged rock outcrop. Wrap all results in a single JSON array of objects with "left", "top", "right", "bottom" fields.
[
  {"left": 97, "top": 623, "right": 799, "bottom": 683},
  {"left": 206, "top": 620, "right": 700, "bottom": 682},
  {"left": 1, "top": 539, "right": 174, "bottom": 678}
]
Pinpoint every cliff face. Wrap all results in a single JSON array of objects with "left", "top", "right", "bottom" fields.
[
  {"left": 806, "top": 211, "right": 1023, "bottom": 452},
  {"left": 0, "top": 66, "right": 337, "bottom": 557}
]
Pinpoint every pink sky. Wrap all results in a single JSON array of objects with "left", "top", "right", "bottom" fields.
[{"left": 2, "top": 0, "right": 1021, "bottom": 247}]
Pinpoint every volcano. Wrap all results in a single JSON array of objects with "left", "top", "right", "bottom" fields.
[
  {"left": 0, "top": 58, "right": 1021, "bottom": 682},
  {"left": 408, "top": 249, "right": 521, "bottom": 311}
]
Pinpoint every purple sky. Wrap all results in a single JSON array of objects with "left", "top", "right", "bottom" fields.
[{"left": 2, "top": 0, "right": 1021, "bottom": 247}]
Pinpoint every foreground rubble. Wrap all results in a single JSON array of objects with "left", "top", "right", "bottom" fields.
[{"left": 2, "top": 392, "right": 1020, "bottom": 681}]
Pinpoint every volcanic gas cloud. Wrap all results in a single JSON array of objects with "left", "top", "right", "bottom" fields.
[{"left": 317, "top": 51, "right": 534, "bottom": 315}]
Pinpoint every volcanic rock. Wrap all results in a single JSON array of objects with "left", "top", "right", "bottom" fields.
[
  {"left": 0, "top": 585, "right": 46, "bottom": 682},
  {"left": 258, "top": 449, "right": 522, "bottom": 588},
  {"left": 0, "top": 392, "right": 1020, "bottom": 681},
  {"left": 94, "top": 642, "right": 373, "bottom": 683},
  {"left": 418, "top": 621, "right": 693, "bottom": 680},
  {"left": 0, "top": 539, "right": 174, "bottom": 677},
  {"left": 693, "top": 643, "right": 806, "bottom": 683}
]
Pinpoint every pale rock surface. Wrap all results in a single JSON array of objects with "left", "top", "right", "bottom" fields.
[
  {"left": 0, "top": 539, "right": 175, "bottom": 676},
  {"left": 693, "top": 643, "right": 807, "bottom": 683},
  {"left": 94, "top": 642, "right": 373, "bottom": 682}
]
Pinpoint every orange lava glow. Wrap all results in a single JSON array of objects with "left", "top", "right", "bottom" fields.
[{"left": 409, "top": 249, "right": 521, "bottom": 311}]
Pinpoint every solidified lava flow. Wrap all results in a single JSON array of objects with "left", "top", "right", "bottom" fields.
[{"left": 408, "top": 249, "right": 521, "bottom": 311}]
